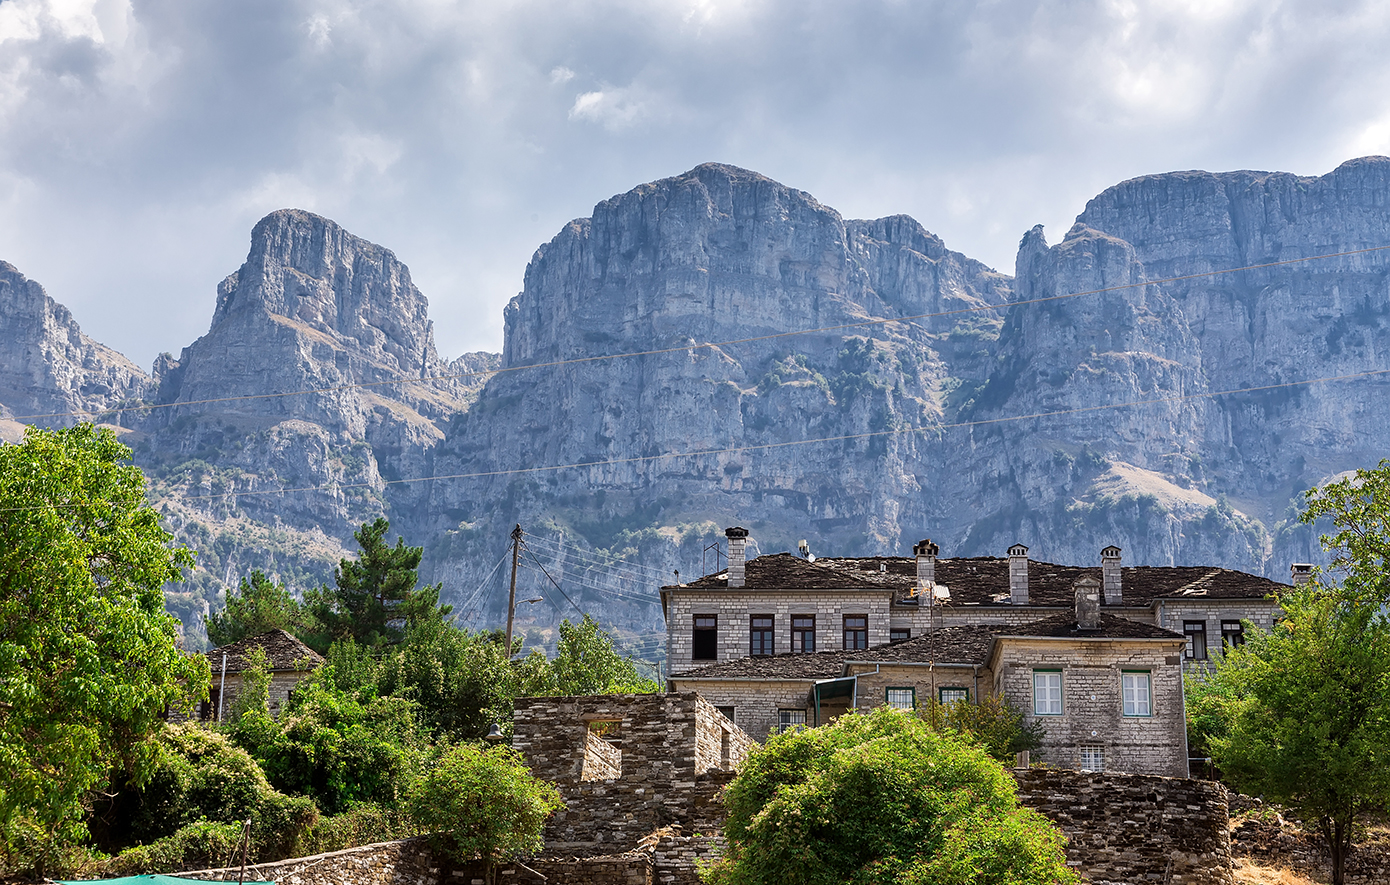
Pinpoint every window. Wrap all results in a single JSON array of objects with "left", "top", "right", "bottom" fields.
[
  {"left": 1080, "top": 745, "right": 1105, "bottom": 772},
  {"left": 693, "top": 615, "right": 718, "bottom": 660},
  {"left": 1121, "top": 672, "right": 1151, "bottom": 716},
  {"left": 778, "top": 709, "right": 807, "bottom": 732},
  {"left": 715, "top": 705, "right": 736, "bottom": 723},
  {"left": 1184, "top": 621, "right": 1207, "bottom": 660},
  {"left": 1033, "top": 670, "right": 1063, "bottom": 715},
  {"left": 792, "top": 615, "right": 816, "bottom": 653},
  {"left": 889, "top": 627, "right": 911, "bottom": 643},
  {"left": 843, "top": 614, "right": 868, "bottom": 650},
  {"left": 1221, "top": 620, "right": 1245, "bottom": 650},
  {"left": 939, "top": 687, "right": 969, "bottom": 706},
  {"left": 750, "top": 615, "right": 774, "bottom": 656},
  {"left": 885, "top": 687, "right": 916, "bottom": 710}
]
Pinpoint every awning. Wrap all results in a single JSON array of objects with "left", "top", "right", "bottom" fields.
[{"left": 813, "top": 676, "right": 857, "bottom": 725}]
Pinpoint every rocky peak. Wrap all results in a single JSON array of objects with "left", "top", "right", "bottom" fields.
[{"left": 0, "top": 260, "right": 150, "bottom": 426}]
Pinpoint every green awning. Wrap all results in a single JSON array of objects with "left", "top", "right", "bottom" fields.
[
  {"left": 58, "top": 876, "right": 273, "bottom": 885},
  {"left": 814, "top": 677, "right": 856, "bottom": 701}
]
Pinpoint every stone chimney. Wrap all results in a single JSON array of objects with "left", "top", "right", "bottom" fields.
[
  {"left": 1291, "top": 563, "right": 1314, "bottom": 587},
  {"left": 913, "top": 539, "right": 939, "bottom": 593},
  {"left": 1008, "top": 544, "right": 1029, "bottom": 605},
  {"left": 726, "top": 526, "right": 750, "bottom": 588},
  {"left": 1101, "top": 545, "right": 1123, "bottom": 606},
  {"left": 1074, "top": 576, "right": 1101, "bottom": 629}
]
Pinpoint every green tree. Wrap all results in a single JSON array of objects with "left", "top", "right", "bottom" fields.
[
  {"left": 206, "top": 570, "right": 310, "bottom": 647},
  {"left": 407, "top": 743, "right": 562, "bottom": 885},
  {"left": 227, "top": 646, "right": 273, "bottom": 723},
  {"left": 517, "top": 615, "right": 660, "bottom": 697},
  {"left": 1191, "top": 589, "right": 1390, "bottom": 885},
  {"left": 380, "top": 622, "right": 520, "bottom": 739},
  {"left": 0, "top": 425, "right": 209, "bottom": 875},
  {"left": 1301, "top": 458, "right": 1390, "bottom": 602},
  {"left": 920, "top": 694, "right": 1044, "bottom": 763},
  {"left": 705, "top": 706, "right": 1077, "bottom": 885},
  {"left": 306, "top": 518, "right": 451, "bottom": 649}
]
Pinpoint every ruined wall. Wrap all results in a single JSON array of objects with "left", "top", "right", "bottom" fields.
[
  {"left": 512, "top": 692, "right": 752, "bottom": 856},
  {"left": 1013, "top": 769, "right": 1233, "bottom": 885}
]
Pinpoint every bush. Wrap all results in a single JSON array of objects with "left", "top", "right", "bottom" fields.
[
  {"left": 107, "top": 821, "right": 242, "bottom": 875},
  {"left": 704, "top": 706, "right": 1077, "bottom": 885},
  {"left": 920, "top": 694, "right": 1044, "bottom": 762},
  {"left": 298, "top": 803, "right": 416, "bottom": 856},
  {"left": 408, "top": 743, "right": 562, "bottom": 885}
]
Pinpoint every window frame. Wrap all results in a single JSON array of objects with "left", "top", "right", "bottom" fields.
[
  {"left": 777, "top": 708, "right": 807, "bottom": 732},
  {"left": 885, "top": 687, "right": 916, "bottom": 710},
  {"left": 938, "top": 686, "right": 969, "bottom": 705},
  {"left": 1221, "top": 620, "right": 1245, "bottom": 650},
  {"left": 692, "top": 614, "right": 718, "bottom": 661},
  {"left": 1032, "top": 669, "right": 1063, "bottom": 716},
  {"left": 1184, "top": 620, "right": 1208, "bottom": 661},
  {"left": 889, "top": 627, "right": 911, "bottom": 644},
  {"left": 1121, "top": 670, "right": 1152, "bottom": 717},
  {"left": 791, "top": 615, "right": 816, "bottom": 653},
  {"left": 750, "top": 614, "right": 775, "bottom": 657},
  {"left": 843, "top": 614, "right": 869, "bottom": 650},
  {"left": 715, "top": 705, "right": 736, "bottom": 723},
  {"left": 1080, "top": 745, "right": 1105, "bottom": 772}
]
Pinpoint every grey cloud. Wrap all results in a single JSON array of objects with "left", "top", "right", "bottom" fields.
[{"left": 1, "top": 0, "right": 1389, "bottom": 368}]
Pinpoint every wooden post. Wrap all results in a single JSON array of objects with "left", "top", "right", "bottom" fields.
[{"left": 504, "top": 524, "right": 522, "bottom": 655}]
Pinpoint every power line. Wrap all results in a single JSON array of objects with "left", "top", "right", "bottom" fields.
[
  {"left": 15, "top": 241, "right": 1390, "bottom": 423},
  {"left": 524, "top": 533, "right": 673, "bottom": 575},
  {"left": 521, "top": 537, "right": 672, "bottom": 583},
  {"left": 4, "top": 364, "right": 1388, "bottom": 515},
  {"left": 522, "top": 547, "right": 587, "bottom": 618}
]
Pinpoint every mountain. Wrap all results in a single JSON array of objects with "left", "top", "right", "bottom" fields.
[{"left": 2, "top": 160, "right": 1388, "bottom": 650}]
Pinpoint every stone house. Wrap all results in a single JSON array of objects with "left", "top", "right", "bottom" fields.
[
  {"left": 196, "top": 629, "right": 324, "bottom": 721},
  {"left": 663, "top": 527, "right": 1290, "bottom": 777}
]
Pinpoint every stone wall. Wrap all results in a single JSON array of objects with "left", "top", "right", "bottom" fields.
[
  {"left": 667, "top": 589, "right": 895, "bottom": 670},
  {"left": 1155, "top": 599, "right": 1280, "bottom": 676},
  {"left": 512, "top": 693, "right": 752, "bottom": 856},
  {"left": 1013, "top": 769, "right": 1233, "bottom": 885},
  {"left": 995, "top": 637, "right": 1189, "bottom": 778},
  {"left": 178, "top": 837, "right": 438, "bottom": 885},
  {"left": 667, "top": 679, "right": 816, "bottom": 742}
]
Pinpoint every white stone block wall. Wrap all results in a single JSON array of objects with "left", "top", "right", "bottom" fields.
[
  {"left": 1156, "top": 600, "right": 1281, "bottom": 677},
  {"left": 993, "top": 637, "right": 1188, "bottom": 778}
]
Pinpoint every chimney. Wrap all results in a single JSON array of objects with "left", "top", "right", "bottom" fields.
[
  {"left": 726, "top": 527, "right": 750, "bottom": 588},
  {"left": 1101, "top": 545, "right": 1123, "bottom": 606},
  {"left": 1291, "top": 563, "right": 1314, "bottom": 587},
  {"left": 1074, "top": 576, "right": 1101, "bottom": 629},
  {"left": 1008, "top": 544, "right": 1029, "bottom": 605},
  {"left": 913, "top": 539, "right": 939, "bottom": 593}
]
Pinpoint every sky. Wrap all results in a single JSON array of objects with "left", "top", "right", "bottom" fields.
[{"left": 3, "top": 0, "right": 1390, "bottom": 370}]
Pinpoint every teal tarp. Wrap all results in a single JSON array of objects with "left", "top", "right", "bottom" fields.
[{"left": 59, "top": 876, "right": 273, "bottom": 885}]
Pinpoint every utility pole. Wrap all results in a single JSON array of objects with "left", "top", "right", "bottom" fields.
[{"left": 505, "top": 524, "right": 522, "bottom": 655}]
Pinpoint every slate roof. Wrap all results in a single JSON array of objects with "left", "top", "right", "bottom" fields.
[
  {"left": 666, "top": 552, "right": 1283, "bottom": 606},
  {"left": 670, "top": 616, "right": 1183, "bottom": 682},
  {"left": 204, "top": 629, "right": 324, "bottom": 672}
]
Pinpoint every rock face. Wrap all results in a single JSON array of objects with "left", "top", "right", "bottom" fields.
[
  {"left": 3, "top": 159, "right": 1389, "bottom": 647},
  {"left": 0, "top": 260, "right": 151, "bottom": 431}
]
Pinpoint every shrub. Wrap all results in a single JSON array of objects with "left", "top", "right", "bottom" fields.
[
  {"left": 107, "top": 821, "right": 242, "bottom": 875},
  {"left": 704, "top": 706, "right": 1077, "bottom": 885}
]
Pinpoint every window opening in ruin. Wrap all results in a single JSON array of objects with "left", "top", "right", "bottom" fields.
[
  {"left": 889, "top": 627, "right": 911, "bottom": 643},
  {"left": 716, "top": 705, "right": 736, "bottom": 723},
  {"left": 750, "top": 615, "right": 774, "bottom": 656},
  {"left": 693, "top": 614, "right": 718, "bottom": 660},
  {"left": 939, "top": 687, "right": 969, "bottom": 705},
  {"left": 1033, "top": 670, "right": 1063, "bottom": 715},
  {"left": 581, "top": 719, "right": 623, "bottom": 781},
  {"left": 885, "top": 687, "right": 916, "bottom": 710},
  {"left": 1121, "top": 671, "right": 1151, "bottom": 716},
  {"left": 1184, "top": 621, "right": 1207, "bottom": 660},
  {"left": 1221, "top": 620, "right": 1245, "bottom": 650},
  {"left": 778, "top": 709, "right": 807, "bottom": 732},
  {"left": 792, "top": 615, "right": 816, "bottom": 653},
  {"left": 1080, "top": 745, "right": 1105, "bottom": 772},
  {"left": 843, "top": 614, "right": 868, "bottom": 650}
]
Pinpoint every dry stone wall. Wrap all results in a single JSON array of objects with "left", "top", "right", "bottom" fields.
[
  {"left": 178, "top": 838, "right": 438, "bottom": 885},
  {"left": 1013, "top": 769, "right": 1233, "bottom": 885}
]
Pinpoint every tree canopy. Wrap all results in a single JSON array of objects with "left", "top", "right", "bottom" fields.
[
  {"left": 0, "top": 425, "right": 209, "bottom": 874},
  {"left": 1301, "top": 458, "right": 1390, "bottom": 602},
  {"left": 306, "top": 517, "right": 452, "bottom": 649},
  {"left": 206, "top": 570, "right": 310, "bottom": 647},
  {"left": 704, "top": 706, "right": 1077, "bottom": 885}
]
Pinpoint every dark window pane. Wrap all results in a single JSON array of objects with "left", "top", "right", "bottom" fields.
[
  {"left": 1184, "top": 621, "right": 1207, "bottom": 661},
  {"left": 844, "top": 615, "right": 868, "bottom": 650},
  {"left": 750, "top": 615, "right": 774, "bottom": 656},
  {"left": 890, "top": 628, "right": 910, "bottom": 643},
  {"left": 1221, "top": 620, "right": 1244, "bottom": 650},
  {"left": 693, "top": 615, "right": 718, "bottom": 660},
  {"left": 792, "top": 615, "right": 815, "bottom": 653}
]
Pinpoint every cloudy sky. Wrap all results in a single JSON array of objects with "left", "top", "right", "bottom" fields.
[{"left": 3, "top": 0, "right": 1389, "bottom": 369}]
